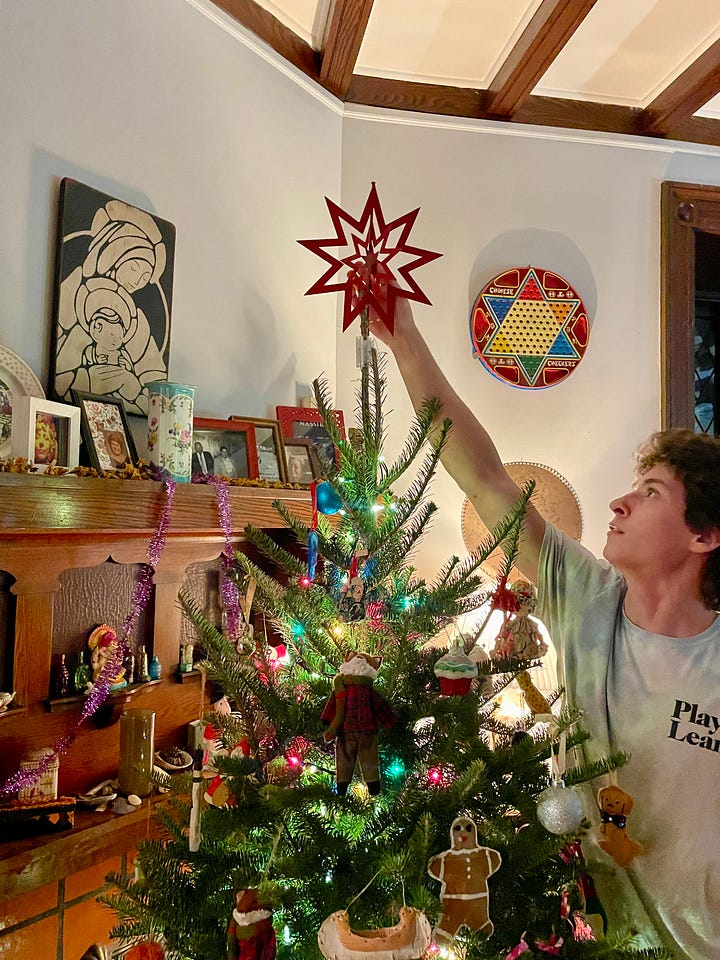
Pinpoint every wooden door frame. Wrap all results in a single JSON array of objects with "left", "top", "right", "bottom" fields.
[{"left": 661, "top": 181, "right": 720, "bottom": 429}]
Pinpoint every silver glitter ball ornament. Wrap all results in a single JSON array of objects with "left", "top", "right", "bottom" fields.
[{"left": 536, "top": 780, "right": 584, "bottom": 834}]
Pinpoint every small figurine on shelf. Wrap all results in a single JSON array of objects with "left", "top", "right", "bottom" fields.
[
  {"left": 179, "top": 641, "right": 195, "bottom": 673},
  {"left": 491, "top": 580, "right": 553, "bottom": 719},
  {"left": 136, "top": 644, "right": 151, "bottom": 683},
  {"left": 87, "top": 624, "right": 126, "bottom": 690}
]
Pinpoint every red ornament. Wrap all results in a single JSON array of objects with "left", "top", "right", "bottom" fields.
[
  {"left": 470, "top": 266, "right": 589, "bottom": 389},
  {"left": 298, "top": 183, "right": 441, "bottom": 334}
]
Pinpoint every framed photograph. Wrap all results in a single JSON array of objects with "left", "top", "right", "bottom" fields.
[
  {"left": 192, "top": 418, "right": 259, "bottom": 479},
  {"left": 283, "top": 438, "right": 322, "bottom": 485},
  {"left": 275, "top": 405, "right": 345, "bottom": 469},
  {"left": 71, "top": 389, "right": 138, "bottom": 471},
  {"left": 51, "top": 178, "right": 176, "bottom": 419},
  {"left": 229, "top": 416, "right": 288, "bottom": 484},
  {"left": 10, "top": 396, "right": 80, "bottom": 471}
]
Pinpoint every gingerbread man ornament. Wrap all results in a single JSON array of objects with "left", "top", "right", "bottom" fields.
[{"left": 428, "top": 815, "right": 502, "bottom": 944}]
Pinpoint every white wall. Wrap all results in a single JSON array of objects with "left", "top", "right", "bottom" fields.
[
  {"left": 0, "top": 0, "right": 342, "bottom": 437},
  {"left": 336, "top": 111, "right": 720, "bottom": 579},
  {"left": 5, "top": 0, "right": 720, "bottom": 584}
]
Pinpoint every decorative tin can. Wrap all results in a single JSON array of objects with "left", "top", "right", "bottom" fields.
[
  {"left": 147, "top": 381, "right": 195, "bottom": 482},
  {"left": 18, "top": 747, "right": 59, "bottom": 801}
]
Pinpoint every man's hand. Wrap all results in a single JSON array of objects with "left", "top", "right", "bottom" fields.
[{"left": 368, "top": 289, "right": 417, "bottom": 348}]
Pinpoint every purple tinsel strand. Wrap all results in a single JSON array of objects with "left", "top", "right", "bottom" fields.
[
  {"left": 211, "top": 478, "right": 241, "bottom": 645},
  {"left": 0, "top": 479, "right": 176, "bottom": 797}
]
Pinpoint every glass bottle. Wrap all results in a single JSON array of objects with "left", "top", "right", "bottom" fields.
[
  {"left": 148, "top": 655, "right": 162, "bottom": 680},
  {"left": 118, "top": 708, "right": 155, "bottom": 797},
  {"left": 73, "top": 649, "right": 91, "bottom": 695},
  {"left": 54, "top": 654, "right": 70, "bottom": 698}
]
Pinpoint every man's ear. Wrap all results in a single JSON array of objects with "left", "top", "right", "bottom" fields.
[{"left": 690, "top": 527, "right": 720, "bottom": 554}]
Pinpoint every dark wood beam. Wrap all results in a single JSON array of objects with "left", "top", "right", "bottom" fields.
[
  {"left": 210, "top": 0, "right": 320, "bottom": 82},
  {"left": 320, "top": 0, "right": 375, "bottom": 100},
  {"left": 642, "top": 37, "right": 720, "bottom": 135},
  {"left": 486, "top": 0, "right": 599, "bottom": 118},
  {"left": 346, "top": 75, "right": 489, "bottom": 118},
  {"left": 347, "top": 75, "right": 720, "bottom": 147}
]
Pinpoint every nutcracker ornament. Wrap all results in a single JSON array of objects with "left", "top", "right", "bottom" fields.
[
  {"left": 427, "top": 815, "right": 502, "bottom": 944},
  {"left": 321, "top": 652, "right": 395, "bottom": 795}
]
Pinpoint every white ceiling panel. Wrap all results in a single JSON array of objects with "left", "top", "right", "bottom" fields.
[
  {"left": 536, "top": 0, "right": 720, "bottom": 106},
  {"left": 356, "top": 0, "right": 543, "bottom": 88}
]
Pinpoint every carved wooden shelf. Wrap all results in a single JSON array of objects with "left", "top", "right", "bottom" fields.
[
  {"left": 43, "top": 680, "right": 163, "bottom": 726},
  {"left": 0, "top": 472, "right": 311, "bottom": 897}
]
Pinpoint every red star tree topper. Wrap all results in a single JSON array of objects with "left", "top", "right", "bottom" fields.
[{"left": 298, "top": 183, "right": 442, "bottom": 334}]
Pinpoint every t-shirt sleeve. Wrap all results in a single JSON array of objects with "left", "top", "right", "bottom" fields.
[{"left": 536, "top": 521, "right": 622, "bottom": 663}]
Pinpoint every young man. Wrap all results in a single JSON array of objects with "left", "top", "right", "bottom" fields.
[{"left": 371, "top": 297, "right": 720, "bottom": 959}]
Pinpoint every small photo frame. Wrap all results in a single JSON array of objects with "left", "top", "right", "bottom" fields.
[
  {"left": 275, "top": 405, "right": 345, "bottom": 469},
  {"left": 229, "top": 416, "right": 288, "bottom": 484},
  {"left": 71, "top": 390, "right": 138, "bottom": 471},
  {"left": 284, "top": 437, "right": 322, "bottom": 485},
  {"left": 192, "top": 418, "right": 259, "bottom": 479},
  {"left": 11, "top": 396, "right": 81, "bottom": 471}
]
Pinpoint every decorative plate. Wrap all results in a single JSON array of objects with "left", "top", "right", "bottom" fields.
[
  {"left": 470, "top": 267, "right": 589, "bottom": 389},
  {"left": 0, "top": 345, "right": 45, "bottom": 459},
  {"left": 461, "top": 461, "right": 583, "bottom": 578}
]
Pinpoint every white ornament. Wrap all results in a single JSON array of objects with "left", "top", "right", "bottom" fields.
[
  {"left": 536, "top": 780, "right": 584, "bottom": 835},
  {"left": 317, "top": 907, "right": 431, "bottom": 960}
]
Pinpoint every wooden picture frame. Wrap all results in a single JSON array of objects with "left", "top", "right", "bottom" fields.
[
  {"left": 283, "top": 437, "right": 322, "bottom": 485},
  {"left": 229, "top": 416, "right": 288, "bottom": 483},
  {"left": 10, "top": 396, "right": 81, "bottom": 471},
  {"left": 275, "top": 405, "right": 345, "bottom": 469},
  {"left": 191, "top": 417, "right": 258, "bottom": 479},
  {"left": 71, "top": 390, "right": 138, "bottom": 471}
]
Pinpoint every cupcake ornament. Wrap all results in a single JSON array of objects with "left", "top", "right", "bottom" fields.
[{"left": 434, "top": 647, "right": 478, "bottom": 696}]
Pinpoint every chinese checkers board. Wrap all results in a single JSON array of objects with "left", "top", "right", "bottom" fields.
[{"left": 469, "top": 266, "right": 589, "bottom": 389}]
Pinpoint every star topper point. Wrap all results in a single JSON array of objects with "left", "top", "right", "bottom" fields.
[{"left": 298, "top": 182, "right": 442, "bottom": 334}]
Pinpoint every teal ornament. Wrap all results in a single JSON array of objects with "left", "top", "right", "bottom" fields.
[
  {"left": 316, "top": 481, "right": 342, "bottom": 515},
  {"left": 307, "top": 529, "right": 319, "bottom": 580}
]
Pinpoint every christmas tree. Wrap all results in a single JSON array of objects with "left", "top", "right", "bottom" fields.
[
  {"left": 102, "top": 339, "right": 665, "bottom": 960},
  {"left": 103, "top": 188, "right": 667, "bottom": 960}
]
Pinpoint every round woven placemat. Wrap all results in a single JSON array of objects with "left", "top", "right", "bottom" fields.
[{"left": 461, "top": 461, "right": 583, "bottom": 578}]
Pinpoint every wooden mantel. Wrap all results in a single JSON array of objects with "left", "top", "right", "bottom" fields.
[
  {"left": 0, "top": 472, "right": 312, "bottom": 538},
  {"left": 0, "top": 473, "right": 311, "bottom": 901}
]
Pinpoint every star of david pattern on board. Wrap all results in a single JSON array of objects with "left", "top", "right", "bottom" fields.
[{"left": 470, "top": 267, "right": 589, "bottom": 389}]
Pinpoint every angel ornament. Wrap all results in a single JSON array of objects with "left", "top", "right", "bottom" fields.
[{"left": 491, "top": 580, "right": 553, "bottom": 720}]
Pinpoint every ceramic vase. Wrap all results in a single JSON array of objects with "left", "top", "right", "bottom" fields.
[{"left": 147, "top": 381, "right": 195, "bottom": 482}]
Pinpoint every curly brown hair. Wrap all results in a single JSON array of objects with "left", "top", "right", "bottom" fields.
[{"left": 635, "top": 428, "right": 720, "bottom": 610}]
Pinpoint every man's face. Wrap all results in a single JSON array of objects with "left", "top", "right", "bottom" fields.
[{"left": 603, "top": 462, "right": 698, "bottom": 574}]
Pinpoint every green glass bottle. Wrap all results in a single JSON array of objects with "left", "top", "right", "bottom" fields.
[{"left": 73, "top": 649, "right": 92, "bottom": 694}]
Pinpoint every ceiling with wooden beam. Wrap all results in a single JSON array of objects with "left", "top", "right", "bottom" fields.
[{"left": 210, "top": 0, "right": 720, "bottom": 147}]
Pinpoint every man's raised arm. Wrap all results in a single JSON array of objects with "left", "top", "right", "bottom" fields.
[{"left": 371, "top": 298, "right": 545, "bottom": 584}]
